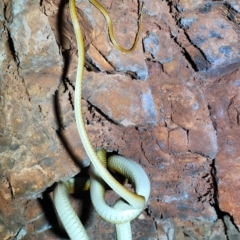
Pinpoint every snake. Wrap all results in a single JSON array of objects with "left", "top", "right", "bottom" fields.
[
  {"left": 90, "top": 151, "right": 150, "bottom": 224},
  {"left": 54, "top": 149, "right": 150, "bottom": 239},
  {"left": 53, "top": 0, "right": 150, "bottom": 239},
  {"left": 89, "top": 0, "right": 144, "bottom": 53}
]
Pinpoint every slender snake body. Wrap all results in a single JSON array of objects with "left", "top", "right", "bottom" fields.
[{"left": 53, "top": 1, "right": 150, "bottom": 239}]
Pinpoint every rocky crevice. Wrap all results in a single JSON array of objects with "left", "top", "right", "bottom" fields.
[{"left": 1, "top": 0, "right": 240, "bottom": 239}]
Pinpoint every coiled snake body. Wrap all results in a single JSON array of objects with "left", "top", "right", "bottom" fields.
[{"left": 53, "top": 1, "right": 150, "bottom": 239}]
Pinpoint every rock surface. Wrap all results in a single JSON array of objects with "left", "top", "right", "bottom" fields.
[
  {"left": 205, "top": 68, "right": 240, "bottom": 229},
  {"left": 0, "top": 0, "right": 240, "bottom": 239}
]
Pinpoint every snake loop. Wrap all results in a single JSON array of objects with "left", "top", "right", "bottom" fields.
[{"left": 54, "top": 149, "right": 150, "bottom": 240}]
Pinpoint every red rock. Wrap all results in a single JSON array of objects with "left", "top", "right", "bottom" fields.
[
  {"left": 1, "top": 0, "right": 240, "bottom": 238},
  {"left": 205, "top": 68, "right": 240, "bottom": 229},
  {"left": 169, "top": 127, "right": 188, "bottom": 154}
]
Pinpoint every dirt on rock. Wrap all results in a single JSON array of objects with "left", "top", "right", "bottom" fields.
[{"left": 0, "top": 0, "right": 240, "bottom": 239}]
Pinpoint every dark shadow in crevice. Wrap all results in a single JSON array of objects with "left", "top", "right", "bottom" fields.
[
  {"left": 52, "top": 0, "right": 87, "bottom": 169},
  {"left": 210, "top": 159, "right": 240, "bottom": 238},
  {"left": 74, "top": 188, "right": 93, "bottom": 226},
  {"left": 6, "top": 29, "right": 20, "bottom": 65},
  {"left": 38, "top": 188, "right": 67, "bottom": 239},
  {"left": 37, "top": 170, "right": 92, "bottom": 238},
  {"left": 223, "top": 1, "right": 240, "bottom": 25},
  {"left": 38, "top": 183, "right": 92, "bottom": 239},
  {"left": 57, "top": 0, "right": 71, "bottom": 83},
  {"left": 38, "top": 0, "right": 92, "bottom": 237},
  {"left": 173, "top": 32, "right": 211, "bottom": 72},
  {"left": 86, "top": 100, "right": 120, "bottom": 126}
]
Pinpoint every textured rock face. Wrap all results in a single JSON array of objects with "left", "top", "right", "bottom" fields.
[
  {"left": 182, "top": 9, "right": 240, "bottom": 69},
  {"left": 82, "top": 71, "right": 157, "bottom": 126},
  {"left": 1, "top": 0, "right": 240, "bottom": 239},
  {"left": 205, "top": 69, "right": 240, "bottom": 229}
]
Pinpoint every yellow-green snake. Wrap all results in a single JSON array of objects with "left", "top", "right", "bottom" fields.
[
  {"left": 54, "top": 149, "right": 150, "bottom": 239},
  {"left": 53, "top": 0, "right": 150, "bottom": 239},
  {"left": 89, "top": 0, "right": 144, "bottom": 53}
]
